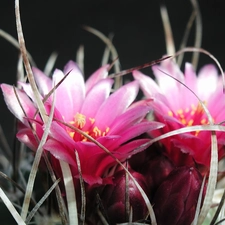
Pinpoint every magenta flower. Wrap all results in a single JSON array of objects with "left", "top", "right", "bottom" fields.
[
  {"left": 1, "top": 61, "right": 162, "bottom": 185},
  {"left": 133, "top": 59, "right": 225, "bottom": 169}
]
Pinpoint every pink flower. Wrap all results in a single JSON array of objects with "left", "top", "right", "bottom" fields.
[
  {"left": 1, "top": 61, "right": 162, "bottom": 185},
  {"left": 133, "top": 59, "right": 225, "bottom": 169}
]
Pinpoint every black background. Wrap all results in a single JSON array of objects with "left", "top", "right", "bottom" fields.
[
  {"left": 0, "top": 0, "right": 225, "bottom": 148},
  {"left": 0, "top": 0, "right": 225, "bottom": 224}
]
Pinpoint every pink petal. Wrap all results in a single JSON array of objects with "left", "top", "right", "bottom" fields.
[
  {"left": 94, "top": 139, "right": 151, "bottom": 176},
  {"left": 1, "top": 84, "right": 37, "bottom": 125},
  {"left": 95, "top": 135, "right": 121, "bottom": 150},
  {"left": 94, "top": 81, "right": 139, "bottom": 130},
  {"left": 73, "top": 136, "right": 121, "bottom": 171},
  {"left": 49, "top": 121, "right": 76, "bottom": 150},
  {"left": 207, "top": 90, "right": 225, "bottom": 122},
  {"left": 44, "top": 139, "right": 76, "bottom": 166},
  {"left": 184, "top": 63, "right": 197, "bottom": 91},
  {"left": 52, "top": 65, "right": 85, "bottom": 121},
  {"left": 152, "top": 62, "right": 184, "bottom": 95},
  {"left": 133, "top": 70, "right": 161, "bottom": 98},
  {"left": 81, "top": 78, "right": 114, "bottom": 123},
  {"left": 114, "top": 138, "right": 151, "bottom": 156},
  {"left": 152, "top": 61, "right": 185, "bottom": 110},
  {"left": 150, "top": 99, "right": 175, "bottom": 117},
  {"left": 85, "top": 64, "right": 110, "bottom": 93},
  {"left": 63, "top": 60, "right": 82, "bottom": 75},
  {"left": 17, "top": 128, "right": 39, "bottom": 150},
  {"left": 17, "top": 82, "right": 35, "bottom": 102},
  {"left": 154, "top": 59, "right": 184, "bottom": 85},
  {"left": 79, "top": 174, "right": 103, "bottom": 185},
  {"left": 113, "top": 121, "right": 163, "bottom": 147},
  {"left": 182, "top": 63, "right": 198, "bottom": 107},
  {"left": 197, "top": 64, "right": 219, "bottom": 100},
  {"left": 133, "top": 71, "right": 170, "bottom": 109},
  {"left": 108, "top": 105, "right": 151, "bottom": 135},
  {"left": 32, "top": 67, "right": 52, "bottom": 96}
]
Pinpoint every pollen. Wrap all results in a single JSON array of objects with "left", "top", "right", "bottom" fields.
[
  {"left": 92, "top": 126, "right": 110, "bottom": 138},
  {"left": 74, "top": 113, "right": 86, "bottom": 128},
  {"left": 201, "top": 118, "right": 206, "bottom": 124},
  {"left": 93, "top": 126, "right": 101, "bottom": 137},
  {"left": 167, "top": 102, "right": 210, "bottom": 129},
  {"left": 168, "top": 111, "right": 173, "bottom": 117},
  {"left": 68, "top": 113, "right": 110, "bottom": 142},
  {"left": 177, "top": 109, "right": 183, "bottom": 115},
  {"left": 89, "top": 118, "right": 95, "bottom": 124},
  {"left": 102, "top": 127, "right": 110, "bottom": 136},
  {"left": 187, "top": 119, "right": 194, "bottom": 126},
  {"left": 181, "top": 119, "right": 186, "bottom": 125},
  {"left": 191, "top": 104, "right": 197, "bottom": 110}
]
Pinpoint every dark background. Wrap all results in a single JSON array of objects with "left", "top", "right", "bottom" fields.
[
  {"left": 0, "top": 0, "right": 225, "bottom": 150},
  {"left": 0, "top": 0, "right": 225, "bottom": 223}
]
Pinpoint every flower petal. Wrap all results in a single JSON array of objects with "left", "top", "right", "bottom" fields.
[
  {"left": 184, "top": 63, "right": 197, "bottom": 92},
  {"left": 152, "top": 61, "right": 186, "bottom": 110},
  {"left": 49, "top": 121, "right": 76, "bottom": 150},
  {"left": 133, "top": 70, "right": 170, "bottom": 109},
  {"left": 85, "top": 64, "right": 110, "bottom": 93},
  {"left": 152, "top": 60, "right": 184, "bottom": 94},
  {"left": 108, "top": 104, "right": 151, "bottom": 135},
  {"left": 81, "top": 78, "right": 114, "bottom": 122},
  {"left": 114, "top": 121, "right": 163, "bottom": 147},
  {"left": 33, "top": 67, "right": 52, "bottom": 96},
  {"left": 1, "top": 84, "right": 37, "bottom": 125},
  {"left": 94, "top": 81, "right": 139, "bottom": 130},
  {"left": 197, "top": 64, "right": 219, "bottom": 100},
  {"left": 133, "top": 70, "right": 162, "bottom": 98},
  {"left": 44, "top": 139, "right": 76, "bottom": 166},
  {"left": 17, "top": 128, "right": 39, "bottom": 150},
  {"left": 17, "top": 82, "right": 36, "bottom": 102},
  {"left": 52, "top": 64, "right": 85, "bottom": 121}
]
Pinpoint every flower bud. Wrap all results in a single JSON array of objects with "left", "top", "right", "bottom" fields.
[
  {"left": 153, "top": 166, "right": 203, "bottom": 225},
  {"left": 100, "top": 169, "right": 149, "bottom": 224},
  {"left": 142, "top": 153, "right": 174, "bottom": 195}
]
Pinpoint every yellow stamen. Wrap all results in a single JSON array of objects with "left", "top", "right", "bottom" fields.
[
  {"left": 74, "top": 113, "right": 86, "bottom": 128},
  {"left": 106, "top": 127, "right": 110, "bottom": 133},
  {"left": 93, "top": 126, "right": 101, "bottom": 137},
  {"left": 188, "top": 119, "right": 194, "bottom": 126},
  {"left": 201, "top": 118, "right": 206, "bottom": 125},
  {"left": 185, "top": 108, "right": 189, "bottom": 113},
  {"left": 82, "top": 131, "right": 89, "bottom": 142},
  {"left": 68, "top": 113, "right": 110, "bottom": 142},
  {"left": 196, "top": 102, "right": 204, "bottom": 114},
  {"left": 89, "top": 118, "right": 95, "bottom": 124},
  {"left": 68, "top": 131, "right": 75, "bottom": 138},
  {"left": 191, "top": 104, "right": 197, "bottom": 110},
  {"left": 102, "top": 127, "right": 110, "bottom": 136},
  {"left": 190, "top": 110, "right": 196, "bottom": 116},
  {"left": 168, "top": 111, "right": 173, "bottom": 117},
  {"left": 177, "top": 109, "right": 183, "bottom": 115},
  {"left": 181, "top": 119, "right": 186, "bottom": 125}
]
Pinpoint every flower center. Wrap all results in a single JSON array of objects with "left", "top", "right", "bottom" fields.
[
  {"left": 168, "top": 103, "right": 209, "bottom": 135},
  {"left": 68, "top": 112, "right": 110, "bottom": 141}
]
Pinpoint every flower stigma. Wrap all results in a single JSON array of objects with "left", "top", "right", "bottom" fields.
[{"left": 74, "top": 112, "right": 86, "bottom": 128}]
